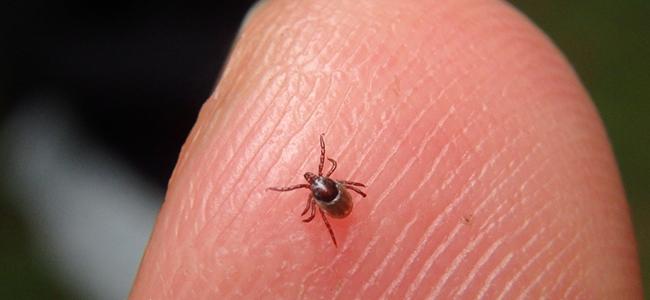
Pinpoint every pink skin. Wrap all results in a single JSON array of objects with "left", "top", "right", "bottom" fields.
[{"left": 131, "top": 0, "right": 642, "bottom": 299}]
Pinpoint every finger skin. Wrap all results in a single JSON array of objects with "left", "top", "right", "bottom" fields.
[{"left": 131, "top": 0, "right": 641, "bottom": 298}]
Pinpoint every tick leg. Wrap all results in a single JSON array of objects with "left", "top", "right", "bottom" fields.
[
  {"left": 302, "top": 201, "right": 316, "bottom": 222},
  {"left": 318, "top": 208, "right": 338, "bottom": 247},
  {"left": 267, "top": 184, "right": 310, "bottom": 192},
  {"left": 338, "top": 180, "right": 366, "bottom": 187},
  {"left": 301, "top": 195, "right": 313, "bottom": 216},
  {"left": 326, "top": 157, "right": 337, "bottom": 177},
  {"left": 318, "top": 134, "right": 326, "bottom": 175},
  {"left": 344, "top": 185, "right": 367, "bottom": 197}
]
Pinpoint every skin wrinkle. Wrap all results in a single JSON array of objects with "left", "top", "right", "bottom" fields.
[
  {"left": 316, "top": 40, "right": 524, "bottom": 296},
  {"left": 450, "top": 235, "right": 508, "bottom": 298},
  {"left": 357, "top": 215, "right": 419, "bottom": 296},
  {"left": 196, "top": 106, "right": 226, "bottom": 173},
  {"left": 462, "top": 188, "right": 555, "bottom": 298},
  {"left": 212, "top": 75, "right": 327, "bottom": 294},
  {"left": 390, "top": 112, "right": 466, "bottom": 215},
  {"left": 453, "top": 185, "right": 550, "bottom": 298},
  {"left": 169, "top": 264, "right": 186, "bottom": 298},
  {"left": 368, "top": 71, "right": 508, "bottom": 296},
  {"left": 328, "top": 21, "right": 365, "bottom": 70},
  {"left": 335, "top": 128, "right": 428, "bottom": 298},
  {"left": 498, "top": 233, "right": 550, "bottom": 299},
  {"left": 360, "top": 7, "right": 560, "bottom": 292},
  {"left": 239, "top": 79, "right": 338, "bottom": 253},
  {"left": 331, "top": 220, "right": 384, "bottom": 299},
  {"left": 413, "top": 222, "right": 492, "bottom": 299},
  {"left": 251, "top": 4, "right": 302, "bottom": 69},
  {"left": 478, "top": 141, "right": 541, "bottom": 228},
  {"left": 208, "top": 53, "right": 275, "bottom": 159},
  {"left": 515, "top": 150, "right": 551, "bottom": 196},
  {"left": 197, "top": 69, "right": 289, "bottom": 218},
  {"left": 455, "top": 128, "right": 531, "bottom": 209},
  {"left": 191, "top": 91, "right": 301, "bottom": 295},
  {"left": 522, "top": 219, "right": 584, "bottom": 295},
  {"left": 334, "top": 45, "right": 442, "bottom": 189},
  {"left": 566, "top": 286, "right": 584, "bottom": 300},
  {"left": 476, "top": 100, "right": 578, "bottom": 237},
  {"left": 476, "top": 253, "right": 515, "bottom": 299},
  {"left": 197, "top": 179, "right": 214, "bottom": 233},
  {"left": 328, "top": 1, "right": 458, "bottom": 185},
  {"left": 298, "top": 265, "right": 328, "bottom": 300},
  {"left": 299, "top": 19, "right": 349, "bottom": 71},
  {"left": 243, "top": 154, "right": 315, "bottom": 246},
  {"left": 547, "top": 247, "right": 582, "bottom": 296},
  {"left": 353, "top": 81, "right": 496, "bottom": 297},
  {"left": 306, "top": 45, "right": 457, "bottom": 288},
  {"left": 205, "top": 1, "right": 312, "bottom": 179},
  {"left": 389, "top": 117, "right": 496, "bottom": 298},
  {"left": 291, "top": 22, "right": 326, "bottom": 67},
  {"left": 377, "top": 141, "right": 452, "bottom": 299},
  {"left": 488, "top": 185, "right": 557, "bottom": 296},
  {"left": 213, "top": 72, "right": 304, "bottom": 225},
  {"left": 192, "top": 71, "right": 293, "bottom": 246},
  {"left": 496, "top": 192, "right": 559, "bottom": 299},
  {"left": 542, "top": 198, "right": 597, "bottom": 296},
  {"left": 425, "top": 143, "right": 522, "bottom": 297},
  {"left": 340, "top": 35, "right": 374, "bottom": 75},
  {"left": 187, "top": 178, "right": 195, "bottom": 217},
  {"left": 329, "top": 75, "right": 460, "bottom": 297},
  {"left": 199, "top": 184, "right": 227, "bottom": 253},
  {"left": 361, "top": 29, "right": 403, "bottom": 91},
  {"left": 299, "top": 32, "right": 340, "bottom": 72},
  {"left": 402, "top": 96, "right": 528, "bottom": 296},
  {"left": 322, "top": 77, "right": 353, "bottom": 136},
  {"left": 563, "top": 249, "right": 592, "bottom": 298},
  {"left": 335, "top": 53, "right": 405, "bottom": 156},
  {"left": 365, "top": 73, "right": 461, "bottom": 218},
  {"left": 405, "top": 128, "right": 528, "bottom": 298},
  {"left": 343, "top": 9, "right": 386, "bottom": 69},
  {"left": 224, "top": 71, "right": 360, "bottom": 296},
  {"left": 498, "top": 232, "right": 552, "bottom": 297},
  {"left": 226, "top": 6, "right": 267, "bottom": 75},
  {"left": 308, "top": 8, "right": 359, "bottom": 69},
  {"left": 328, "top": 0, "right": 448, "bottom": 172},
  {"left": 399, "top": 98, "right": 457, "bottom": 197},
  {"left": 177, "top": 182, "right": 191, "bottom": 235},
  {"left": 520, "top": 227, "right": 583, "bottom": 297},
  {"left": 218, "top": 71, "right": 296, "bottom": 170},
  {"left": 463, "top": 3, "right": 563, "bottom": 78}
]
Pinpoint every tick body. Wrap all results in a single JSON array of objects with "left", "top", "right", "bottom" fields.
[{"left": 267, "top": 134, "right": 367, "bottom": 247}]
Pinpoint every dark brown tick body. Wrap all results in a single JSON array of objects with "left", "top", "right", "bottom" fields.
[{"left": 267, "top": 134, "right": 366, "bottom": 247}]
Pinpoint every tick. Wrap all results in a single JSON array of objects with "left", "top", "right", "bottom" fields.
[{"left": 267, "top": 134, "right": 367, "bottom": 247}]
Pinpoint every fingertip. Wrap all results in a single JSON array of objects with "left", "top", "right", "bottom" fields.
[{"left": 132, "top": 0, "right": 641, "bottom": 298}]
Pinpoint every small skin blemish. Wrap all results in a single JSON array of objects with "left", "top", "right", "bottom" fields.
[
  {"left": 462, "top": 214, "right": 473, "bottom": 225},
  {"left": 267, "top": 134, "right": 367, "bottom": 247}
]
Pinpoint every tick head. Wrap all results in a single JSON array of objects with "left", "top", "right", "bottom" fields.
[{"left": 304, "top": 172, "right": 317, "bottom": 183}]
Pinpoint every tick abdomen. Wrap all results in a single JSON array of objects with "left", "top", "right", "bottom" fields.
[{"left": 312, "top": 177, "right": 353, "bottom": 218}]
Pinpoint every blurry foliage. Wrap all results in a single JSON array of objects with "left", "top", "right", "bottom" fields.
[
  {"left": 0, "top": 187, "right": 75, "bottom": 299},
  {"left": 511, "top": 0, "right": 650, "bottom": 295}
]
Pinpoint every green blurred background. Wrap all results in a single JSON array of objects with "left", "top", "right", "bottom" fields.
[
  {"left": 2, "top": 0, "right": 648, "bottom": 298},
  {"left": 513, "top": 0, "right": 650, "bottom": 296}
]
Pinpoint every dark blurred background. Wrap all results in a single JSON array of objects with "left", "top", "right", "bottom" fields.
[{"left": 2, "top": 1, "right": 648, "bottom": 298}]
